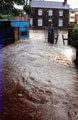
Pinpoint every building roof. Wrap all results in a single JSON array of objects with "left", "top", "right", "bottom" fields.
[
  {"left": 30, "top": 1, "right": 69, "bottom": 9},
  {"left": 70, "top": 8, "right": 78, "bottom": 12}
]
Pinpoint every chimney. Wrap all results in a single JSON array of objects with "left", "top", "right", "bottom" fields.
[{"left": 63, "top": 0, "right": 67, "bottom": 5}]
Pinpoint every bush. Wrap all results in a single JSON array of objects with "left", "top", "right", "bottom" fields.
[
  {"left": 0, "top": 14, "right": 15, "bottom": 20},
  {"left": 1, "top": 15, "right": 8, "bottom": 19},
  {"left": 71, "top": 25, "right": 78, "bottom": 48},
  {"left": 7, "top": 15, "right": 15, "bottom": 20},
  {"left": 71, "top": 25, "right": 78, "bottom": 67}
]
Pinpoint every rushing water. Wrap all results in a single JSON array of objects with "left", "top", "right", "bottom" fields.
[{"left": 1, "top": 30, "right": 78, "bottom": 120}]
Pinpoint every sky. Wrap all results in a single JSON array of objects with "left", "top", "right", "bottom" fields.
[
  {"left": 14, "top": 0, "right": 78, "bottom": 9},
  {"left": 47, "top": 0, "right": 78, "bottom": 8}
]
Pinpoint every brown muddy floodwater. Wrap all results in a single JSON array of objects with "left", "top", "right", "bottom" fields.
[{"left": 1, "top": 30, "right": 78, "bottom": 120}]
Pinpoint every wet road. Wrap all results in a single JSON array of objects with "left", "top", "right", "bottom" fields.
[{"left": 1, "top": 30, "right": 78, "bottom": 120}]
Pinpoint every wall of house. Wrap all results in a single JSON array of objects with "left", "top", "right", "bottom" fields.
[
  {"left": 31, "top": 8, "right": 69, "bottom": 29},
  {"left": 75, "top": 14, "right": 78, "bottom": 24},
  {"left": 69, "top": 12, "right": 75, "bottom": 23},
  {"left": 53, "top": 9, "right": 69, "bottom": 28},
  {"left": 15, "top": 14, "right": 29, "bottom": 21},
  {"left": 69, "top": 11, "right": 78, "bottom": 24}
]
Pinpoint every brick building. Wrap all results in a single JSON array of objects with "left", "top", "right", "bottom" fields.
[
  {"left": 15, "top": 14, "right": 29, "bottom": 21},
  {"left": 30, "top": 0, "right": 69, "bottom": 29},
  {"left": 69, "top": 8, "right": 78, "bottom": 25},
  {"left": 75, "top": 14, "right": 78, "bottom": 24}
]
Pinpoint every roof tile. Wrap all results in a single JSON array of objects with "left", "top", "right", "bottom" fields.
[{"left": 30, "top": 1, "right": 69, "bottom": 9}]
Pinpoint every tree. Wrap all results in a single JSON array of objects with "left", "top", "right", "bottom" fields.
[
  {"left": 0, "top": 0, "right": 25, "bottom": 15},
  {"left": 71, "top": 25, "right": 78, "bottom": 48},
  {"left": 23, "top": 5, "right": 32, "bottom": 16},
  {"left": 71, "top": 25, "right": 78, "bottom": 67},
  {"left": 23, "top": 0, "right": 32, "bottom": 16}
]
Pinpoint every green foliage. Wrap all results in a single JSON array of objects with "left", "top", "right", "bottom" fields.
[
  {"left": 23, "top": 5, "right": 32, "bottom": 16},
  {"left": 19, "top": 12, "right": 24, "bottom": 17},
  {"left": 0, "top": 0, "right": 25, "bottom": 15},
  {"left": 7, "top": 15, "right": 15, "bottom": 20},
  {"left": 0, "top": 0, "right": 31, "bottom": 16},
  {"left": 0, "top": 14, "right": 15, "bottom": 20},
  {"left": 12, "top": 8, "right": 20, "bottom": 16},
  {"left": 71, "top": 25, "right": 78, "bottom": 48},
  {"left": 74, "top": 25, "right": 78, "bottom": 29}
]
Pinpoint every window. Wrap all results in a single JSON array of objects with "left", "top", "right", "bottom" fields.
[
  {"left": 71, "top": 11, "right": 75, "bottom": 13},
  {"left": 48, "top": 10, "right": 53, "bottom": 16},
  {"left": 59, "top": 10, "right": 63, "bottom": 16},
  {"left": 58, "top": 19, "right": 63, "bottom": 26},
  {"left": 70, "top": 16, "right": 74, "bottom": 19},
  {"left": 38, "top": 9, "right": 42, "bottom": 16},
  {"left": 21, "top": 32, "right": 27, "bottom": 36},
  {"left": 38, "top": 19, "right": 43, "bottom": 26}
]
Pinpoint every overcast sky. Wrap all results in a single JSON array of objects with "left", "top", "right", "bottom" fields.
[{"left": 47, "top": 0, "right": 78, "bottom": 8}]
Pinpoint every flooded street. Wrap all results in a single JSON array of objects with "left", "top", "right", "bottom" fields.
[{"left": 1, "top": 30, "right": 78, "bottom": 120}]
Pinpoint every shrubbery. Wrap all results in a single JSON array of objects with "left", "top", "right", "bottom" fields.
[
  {"left": 71, "top": 25, "right": 78, "bottom": 67},
  {"left": 0, "top": 14, "right": 15, "bottom": 20},
  {"left": 71, "top": 25, "right": 78, "bottom": 48}
]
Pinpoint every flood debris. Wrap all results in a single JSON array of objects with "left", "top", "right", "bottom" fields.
[{"left": 45, "top": 54, "right": 73, "bottom": 67}]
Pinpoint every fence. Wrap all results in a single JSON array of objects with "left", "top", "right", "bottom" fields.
[{"left": 0, "top": 21, "right": 15, "bottom": 47}]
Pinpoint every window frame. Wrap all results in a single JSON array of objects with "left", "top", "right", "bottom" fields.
[
  {"left": 38, "top": 9, "right": 42, "bottom": 16},
  {"left": 58, "top": 19, "right": 63, "bottom": 27},
  {"left": 59, "top": 10, "right": 63, "bottom": 16},
  {"left": 70, "top": 16, "right": 74, "bottom": 19},
  {"left": 38, "top": 19, "right": 43, "bottom": 26},
  {"left": 48, "top": 10, "right": 53, "bottom": 16}
]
